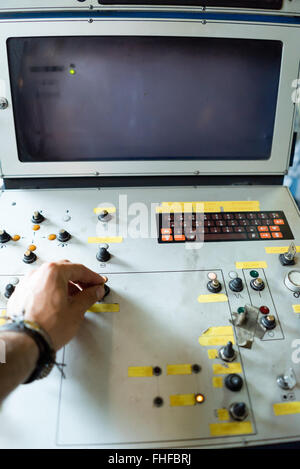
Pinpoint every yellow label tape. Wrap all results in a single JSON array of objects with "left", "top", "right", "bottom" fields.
[
  {"left": 198, "top": 294, "right": 228, "bottom": 303},
  {"left": 210, "top": 421, "right": 253, "bottom": 437},
  {"left": 235, "top": 261, "right": 267, "bottom": 269},
  {"left": 88, "top": 303, "right": 119, "bottom": 313},
  {"left": 213, "top": 363, "right": 242, "bottom": 375},
  {"left": 217, "top": 409, "right": 230, "bottom": 421},
  {"left": 170, "top": 394, "right": 196, "bottom": 407},
  {"left": 212, "top": 377, "right": 223, "bottom": 388},
  {"left": 167, "top": 364, "right": 192, "bottom": 375},
  {"left": 128, "top": 366, "right": 153, "bottom": 378},
  {"left": 199, "top": 326, "right": 235, "bottom": 347},
  {"left": 157, "top": 201, "right": 260, "bottom": 213},
  {"left": 93, "top": 207, "right": 116, "bottom": 214},
  {"left": 266, "top": 246, "right": 300, "bottom": 254},
  {"left": 88, "top": 236, "right": 123, "bottom": 244},
  {"left": 293, "top": 305, "right": 300, "bottom": 313},
  {"left": 208, "top": 349, "right": 218, "bottom": 359},
  {"left": 0, "top": 309, "right": 7, "bottom": 326},
  {"left": 273, "top": 402, "right": 300, "bottom": 416}
]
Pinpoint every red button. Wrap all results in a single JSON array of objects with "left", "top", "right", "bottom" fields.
[
  {"left": 269, "top": 226, "right": 280, "bottom": 232},
  {"left": 260, "top": 232, "right": 271, "bottom": 239},
  {"left": 271, "top": 232, "right": 283, "bottom": 239},
  {"left": 258, "top": 226, "right": 269, "bottom": 232},
  {"left": 273, "top": 219, "right": 284, "bottom": 225},
  {"left": 260, "top": 306, "right": 270, "bottom": 315}
]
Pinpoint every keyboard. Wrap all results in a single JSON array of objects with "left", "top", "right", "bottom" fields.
[{"left": 158, "top": 211, "right": 294, "bottom": 243}]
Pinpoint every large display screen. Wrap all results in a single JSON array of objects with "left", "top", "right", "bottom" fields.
[{"left": 7, "top": 36, "right": 282, "bottom": 162}]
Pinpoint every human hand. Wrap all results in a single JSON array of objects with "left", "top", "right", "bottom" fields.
[{"left": 7, "top": 260, "right": 107, "bottom": 350}]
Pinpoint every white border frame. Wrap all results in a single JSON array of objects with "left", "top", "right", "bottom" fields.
[{"left": 0, "top": 17, "right": 299, "bottom": 178}]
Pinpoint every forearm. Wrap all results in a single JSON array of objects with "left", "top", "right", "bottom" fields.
[{"left": 0, "top": 332, "right": 39, "bottom": 403}]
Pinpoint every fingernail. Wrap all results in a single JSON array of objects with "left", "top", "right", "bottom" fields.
[{"left": 96, "top": 286, "right": 103, "bottom": 301}]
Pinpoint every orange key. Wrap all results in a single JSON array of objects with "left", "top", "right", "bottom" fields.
[
  {"left": 273, "top": 219, "right": 284, "bottom": 225},
  {"left": 161, "top": 228, "right": 172, "bottom": 235},
  {"left": 271, "top": 232, "right": 283, "bottom": 239},
  {"left": 258, "top": 226, "right": 269, "bottom": 232},
  {"left": 162, "top": 235, "right": 173, "bottom": 242},
  {"left": 260, "top": 232, "right": 271, "bottom": 239},
  {"left": 174, "top": 235, "right": 185, "bottom": 241},
  {"left": 269, "top": 226, "right": 280, "bottom": 232}
]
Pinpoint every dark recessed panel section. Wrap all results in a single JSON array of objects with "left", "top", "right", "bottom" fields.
[
  {"left": 158, "top": 211, "right": 294, "bottom": 243},
  {"left": 98, "top": 0, "right": 283, "bottom": 10}
]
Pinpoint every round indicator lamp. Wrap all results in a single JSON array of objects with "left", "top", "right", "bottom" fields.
[
  {"left": 207, "top": 272, "right": 217, "bottom": 281},
  {"left": 195, "top": 393, "right": 205, "bottom": 404},
  {"left": 250, "top": 270, "right": 259, "bottom": 278},
  {"left": 259, "top": 306, "right": 270, "bottom": 315},
  {"left": 237, "top": 307, "right": 245, "bottom": 314},
  {"left": 69, "top": 69, "right": 76, "bottom": 76},
  {"left": 285, "top": 270, "right": 300, "bottom": 293}
]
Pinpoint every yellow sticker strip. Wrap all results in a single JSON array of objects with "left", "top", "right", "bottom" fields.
[
  {"left": 198, "top": 294, "right": 228, "bottom": 303},
  {"left": 213, "top": 377, "right": 223, "bottom": 388},
  {"left": 266, "top": 246, "right": 300, "bottom": 254},
  {"left": 235, "top": 261, "right": 267, "bottom": 269},
  {"left": 210, "top": 421, "right": 253, "bottom": 437},
  {"left": 93, "top": 207, "right": 116, "bottom": 214},
  {"left": 88, "top": 303, "right": 119, "bottom": 313},
  {"left": 0, "top": 309, "right": 7, "bottom": 326},
  {"left": 170, "top": 394, "right": 196, "bottom": 407},
  {"left": 167, "top": 364, "right": 192, "bottom": 375},
  {"left": 293, "top": 305, "right": 300, "bottom": 313},
  {"left": 199, "top": 326, "right": 235, "bottom": 346},
  {"left": 88, "top": 236, "right": 123, "bottom": 244},
  {"left": 157, "top": 201, "right": 260, "bottom": 213},
  {"left": 213, "top": 363, "right": 242, "bottom": 375},
  {"left": 208, "top": 349, "right": 218, "bottom": 359},
  {"left": 273, "top": 402, "right": 300, "bottom": 416},
  {"left": 128, "top": 366, "right": 153, "bottom": 378},
  {"left": 217, "top": 409, "right": 230, "bottom": 421}
]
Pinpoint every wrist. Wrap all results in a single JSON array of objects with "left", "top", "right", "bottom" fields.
[
  {"left": 0, "top": 330, "right": 39, "bottom": 359},
  {"left": 0, "top": 319, "right": 57, "bottom": 383}
]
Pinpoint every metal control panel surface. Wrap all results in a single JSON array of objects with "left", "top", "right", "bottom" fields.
[{"left": 0, "top": 185, "right": 300, "bottom": 448}]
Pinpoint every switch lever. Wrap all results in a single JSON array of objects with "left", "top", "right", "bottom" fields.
[
  {"left": 277, "top": 368, "right": 296, "bottom": 390},
  {"left": 279, "top": 241, "right": 296, "bottom": 266}
]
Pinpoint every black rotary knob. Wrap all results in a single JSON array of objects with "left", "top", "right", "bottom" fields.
[
  {"left": 225, "top": 373, "right": 243, "bottom": 392},
  {"left": 57, "top": 229, "right": 71, "bottom": 242},
  {"left": 96, "top": 246, "right": 111, "bottom": 262},
  {"left": 98, "top": 210, "right": 111, "bottom": 222},
  {"left": 229, "top": 277, "right": 243, "bottom": 292},
  {"left": 219, "top": 341, "right": 236, "bottom": 362},
  {"left": 250, "top": 277, "right": 265, "bottom": 291},
  {"left": 260, "top": 314, "right": 276, "bottom": 330},
  {"left": 0, "top": 230, "right": 11, "bottom": 243},
  {"left": 23, "top": 250, "right": 37, "bottom": 264},
  {"left": 229, "top": 402, "right": 248, "bottom": 421},
  {"left": 31, "top": 211, "right": 45, "bottom": 224},
  {"left": 4, "top": 283, "right": 15, "bottom": 299},
  {"left": 207, "top": 279, "right": 222, "bottom": 293},
  {"left": 103, "top": 284, "right": 110, "bottom": 298}
]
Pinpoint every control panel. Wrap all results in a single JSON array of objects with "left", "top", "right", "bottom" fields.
[{"left": 0, "top": 184, "right": 300, "bottom": 449}]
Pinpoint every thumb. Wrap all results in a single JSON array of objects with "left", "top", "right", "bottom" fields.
[{"left": 72, "top": 284, "right": 105, "bottom": 314}]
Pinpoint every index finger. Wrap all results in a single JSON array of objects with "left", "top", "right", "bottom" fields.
[{"left": 60, "top": 263, "right": 107, "bottom": 286}]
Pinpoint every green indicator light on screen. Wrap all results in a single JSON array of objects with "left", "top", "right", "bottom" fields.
[
  {"left": 237, "top": 307, "right": 245, "bottom": 314},
  {"left": 69, "top": 69, "right": 76, "bottom": 75},
  {"left": 250, "top": 270, "right": 259, "bottom": 278}
]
